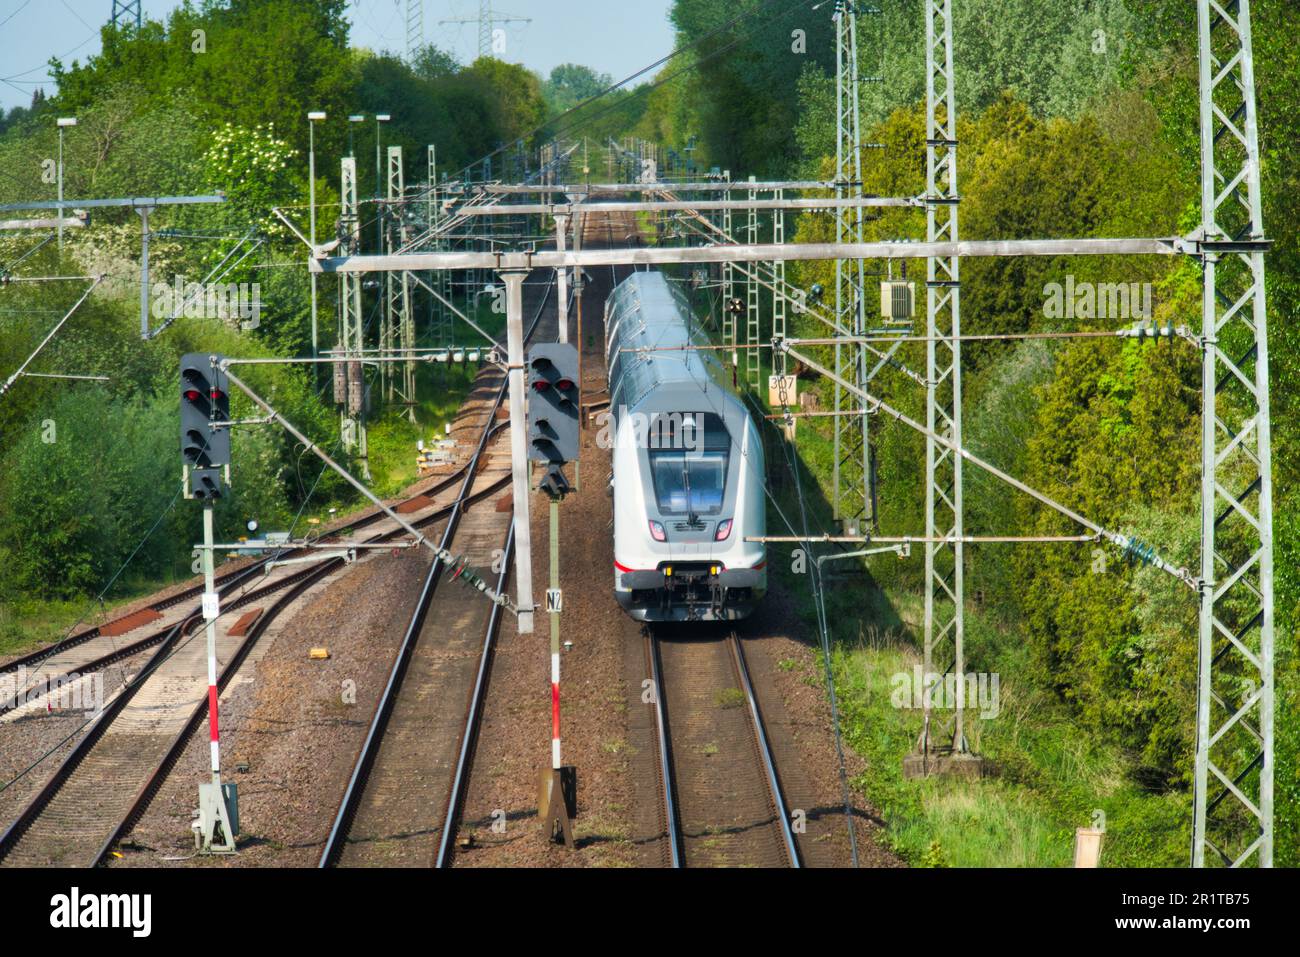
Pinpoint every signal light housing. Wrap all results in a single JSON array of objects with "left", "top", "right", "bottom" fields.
[
  {"left": 526, "top": 343, "right": 579, "bottom": 466},
  {"left": 539, "top": 465, "right": 570, "bottom": 500},
  {"left": 180, "top": 353, "right": 230, "bottom": 499},
  {"left": 190, "top": 467, "right": 224, "bottom": 501}
]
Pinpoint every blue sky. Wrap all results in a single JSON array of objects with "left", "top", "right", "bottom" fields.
[{"left": 0, "top": 0, "right": 677, "bottom": 111}]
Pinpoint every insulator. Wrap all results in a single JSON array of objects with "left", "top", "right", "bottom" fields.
[
  {"left": 1122, "top": 538, "right": 1158, "bottom": 566},
  {"left": 332, "top": 361, "right": 346, "bottom": 405},
  {"left": 347, "top": 361, "right": 365, "bottom": 415}
]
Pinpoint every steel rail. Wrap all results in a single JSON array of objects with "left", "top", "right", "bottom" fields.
[
  {"left": 0, "top": 330, "right": 523, "bottom": 860},
  {"left": 729, "top": 632, "right": 801, "bottom": 868},
  {"left": 89, "top": 549, "right": 350, "bottom": 867},
  {"left": 0, "top": 472, "right": 511, "bottom": 866},
  {"left": 317, "top": 494, "right": 475, "bottom": 867},
  {"left": 0, "top": 617, "right": 188, "bottom": 864},
  {"left": 645, "top": 630, "right": 800, "bottom": 868},
  {"left": 10, "top": 470, "right": 517, "bottom": 712},
  {"left": 435, "top": 520, "right": 514, "bottom": 868},
  {"left": 646, "top": 630, "right": 683, "bottom": 868},
  {"left": 91, "top": 472, "right": 514, "bottom": 868},
  {"left": 320, "top": 273, "right": 554, "bottom": 867},
  {"left": 0, "top": 428, "right": 502, "bottom": 691}
]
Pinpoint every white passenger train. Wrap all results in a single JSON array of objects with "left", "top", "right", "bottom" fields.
[{"left": 604, "top": 270, "right": 766, "bottom": 621}]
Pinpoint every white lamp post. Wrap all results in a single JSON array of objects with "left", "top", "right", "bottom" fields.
[
  {"left": 348, "top": 114, "right": 365, "bottom": 157},
  {"left": 374, "top": 114, "right": 391, "bottom": 249},
  {"left": 56, "top": 117, "right": 76, "bottom": 252},
  {"left": 307, "top": 111, "right": 326, "bottom": 377}
]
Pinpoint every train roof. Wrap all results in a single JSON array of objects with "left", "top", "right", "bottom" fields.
[{"left": 605, "top": 270, "right": 733, "bottom": 415}]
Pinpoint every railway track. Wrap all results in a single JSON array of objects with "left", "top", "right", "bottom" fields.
[
  {"left": 318, "top": 503, "right": 514, "bottom": 867},
  {"left": 646, "top": 628, "right": 800, "bottom": 868},
  {"left": 319, "top": 269, "right": 557, "bottom": 868},
  {"left": 594, "top": 208, "right": 800, "bottom": 868},
  {"left": 595, "top": 206, "right": 799, "bottom": 866},
  {"left": 0, "top": 438, "right": 498, "bottom": 719},
  {"left": 318, "top": 387, "right": 514, "bottom": 867},
  {"left": 0, "top": 272, "right": 554, "bottom": 868},
  {"left": 0, "top": 460, "right": 507, "bottom": 867}
]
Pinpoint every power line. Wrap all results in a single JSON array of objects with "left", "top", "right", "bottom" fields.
[{"left": 0, "top": 0, "right": 30, "bottom": 30}]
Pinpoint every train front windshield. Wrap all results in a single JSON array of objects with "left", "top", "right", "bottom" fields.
[{"left": 650, "top": 450, "right": 729, "bottom": 516}]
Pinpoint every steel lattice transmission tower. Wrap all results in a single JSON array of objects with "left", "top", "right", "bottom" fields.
[
  {"left": 1192, "top": 0, "right": 1274, "bottom": 868},
  {"left": 746, "top": 178, "right": 761, "bottom": 389},
  {"left": 385, "top": 145, "right": 417, "bottom": 422},
  {"left": 831, "top": 0, "right": 874, "bottom": 532},
  {"left": 337, "top": 157, "right": 371, "bottom": 481},
  {"left": 722, "top": 171, "right": 735, "bottom": 350},
  {"left": 440, "top": 0, "right": 530, "bottom": 59},
  {"left": 772, "top": 188, "right": 788, "bottom": 377},
  {"left": 110, "top": 0, "right": 141, "bottom": 29},
  {"left": 427, "top": 145, "right": 455, "bottom": 348},
  {"left": 406, "top": 0, "right": 424, "bottom": 62},
  {"left": 919, "top": 0, "right": 968, "bottom": 760}
]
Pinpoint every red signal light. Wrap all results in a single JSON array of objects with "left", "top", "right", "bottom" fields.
[
  {"left": 210, "top": 389, "right": 225, "bottom": 400},
  {"left": 531, "top": 380, "right": 551, "bottom": 392},
  {"left": 555, "top": 378, "right": 575, "bottom": 391},
  {"left": 184, "top": 389, "right": 202, "bottom": 402}
]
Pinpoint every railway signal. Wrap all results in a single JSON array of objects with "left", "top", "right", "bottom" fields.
[
  {"left": 179, "top": 352, "right": 239, "bottom": 851},
  {"left": 180, "top": 352, "right": 230, "bottom": 500},
  {"left": 527, "top": 343, "right": 580, "bottom": 466},
  {"left": 526, "top": 346, "right": 579, "bottom": 845}
]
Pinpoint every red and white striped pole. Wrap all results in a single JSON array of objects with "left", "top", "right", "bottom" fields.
[
  {"left": 549, "top": 498, "right": 561, "bottom": 770},
  {"left": 207, "top": 657, "right": 220, "bottom": 778},
  {"left": 551, "top": 650, "right": 561, "bottom": 769},
  {"left": 202, "top": 504, "right": 222, "bottom": 784}
]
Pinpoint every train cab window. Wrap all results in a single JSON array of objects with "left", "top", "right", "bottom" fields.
[
  {"left": 650, "top": 450, "right": 729, "bottom": 516},
  {"left": 648, "top": 412, "right": 730, "bottom": 517}
]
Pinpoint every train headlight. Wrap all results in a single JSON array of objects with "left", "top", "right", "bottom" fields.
[
  {"left": 649, "top": 520, "right": 667, "bottom": 542},
  {"left": 714, "top": 518, "right": 733, "bottom": 542}
]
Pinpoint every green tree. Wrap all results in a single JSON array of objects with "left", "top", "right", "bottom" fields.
[
  {"left": 543, "top": 63, "right": 612, "bottom": 113},
  {"left": 461, "top": 57, "right": 549, "bottom": 149},
  {"left": 50, "top": 0, "right": 356, "bottom": 159},
  {"left": 670, "top": 0, "right": 835, "bottom": 174}
]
